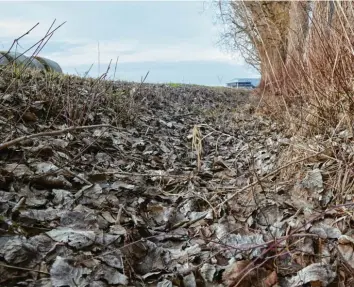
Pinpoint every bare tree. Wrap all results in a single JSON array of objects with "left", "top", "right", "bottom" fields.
[
  {"left": 217, "top": 1, "right": 292, "bottom": 87},
  {"left": 217, "top": 1, "right": 261, "bottom": 72}
]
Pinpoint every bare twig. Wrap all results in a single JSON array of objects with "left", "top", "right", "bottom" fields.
[
  {"left": 215, "top": 152, "right": 323, "bottom": 209},
  {"left": 0, "top": 124, "right": 115, "bottom": 150},
  {"left": 0, "top": 263, "right": 50, "bottom": 275},
  {"left": 113, "top": 56, "right": 119, "bottom": 80},
  {"left": 92, "top": 170, "right": 192, "bottom": 179},
  {"left": 233, "top": 202, "right": 354, "bottom": 286},
  {"left": 0, "top": 22, "right": 40, "bottom": 62}
]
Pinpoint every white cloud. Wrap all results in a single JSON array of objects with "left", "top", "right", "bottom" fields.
[
  {"left": 0, "top": 19, "right": 89, "bottom": 54},
  {"left": 0, "top": 18, "right": 242, "bottom": 68},
  {"left": 0, "top": 19, "right": 57, "bottom": 40},
  {"left": 6, "top": 0, "right": 205, "bottom": 2},
  {"left": 43, "top": 39, "right": 243, "bottom": 67}
]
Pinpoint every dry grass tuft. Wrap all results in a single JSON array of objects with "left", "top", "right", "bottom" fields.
[
  {"left": 0, "top": 65, "right": 139, "bottom": 130},
  {"left": 256, "top": 2, "right": 354, "bottom": 135},
  {"left": 219, "top": 2, "right": 354, "bottom": 284}
]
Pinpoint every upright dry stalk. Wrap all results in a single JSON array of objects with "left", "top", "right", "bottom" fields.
[{"left": 220, "top": 1, "right": 354, "bottom": 134}]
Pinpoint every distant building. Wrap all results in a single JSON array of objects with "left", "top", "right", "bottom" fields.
[{"left": 226, "top": 78, "right": 260, "bottom": 89}]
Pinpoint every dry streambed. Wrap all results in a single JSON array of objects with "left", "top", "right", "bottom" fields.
[{"left": 0, "top": 77, "right": 349, "bottom": 286}]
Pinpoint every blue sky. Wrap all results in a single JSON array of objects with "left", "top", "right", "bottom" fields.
[{"left": 0, "top": 1, "right": 259, "bottom": 86}]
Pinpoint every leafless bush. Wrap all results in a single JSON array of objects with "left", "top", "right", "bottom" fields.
[
  {"left": 219, "top": 2, "right": 354, "bottom": 285},
  {"left": 219, "top": 1, "right": 354, "bottom": 135}
]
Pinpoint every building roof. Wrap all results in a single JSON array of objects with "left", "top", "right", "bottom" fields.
[{"left": 226, "top": 78, "right": 261, "bottom": 87}]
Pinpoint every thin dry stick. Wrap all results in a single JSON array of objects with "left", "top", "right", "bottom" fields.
[
  {"left": 113, "top": 56, "right": 119, "bottom": 80},
  {"left": 59, "top": 165, "right": 92, "bottom": 186},
  {"left": 80, "top": 59, "right": 113, "bottom": 126},
  {"left": 83, "top": 63, "right": 94, "bottom": 78},
  {"left": 5, "top": 21, "right": 66, "bottom": 69},
  {"left": 11, "top": 196, "right": 26, "bottom": 215},
  {"left": 0, "top": 22, "right": 40, "bottom": 62},
  {"left": 205, "top": 233, "right": 320, "bottom": 253},
  {"left": 215, "top": 152, "right": 322, "bottom": 209},
  {"left": 21, "top": 19, "right": 59, "bottom": 72},
  {"left": 97, "top": 41, "right": 100, "bottom": 77},
  {"left": 179, "top": 249, "right": 225, "bottom": 276},
  {"left": 132, "top": 70, "right": 150, "bottom": 100},
  {"left": 0, "top": 263, "right": 49, "bottom": 275},
  {"left": 30, "top": 124, "right": 119, "bottom": 181},
  {"left": 1, "top": 20, "right": 66, "bottom": 102},
  {"left": 234, "top": 201, "right": 354, "bottom": 287},
  {"left": 96, "top": 170, "right": 191, "bottom": 179},
  {"left": 30, "top": 20, "right": 57, "bottom": 58},
  {"left": 0, "top": 124, "right": 115, "bottom": 150}
]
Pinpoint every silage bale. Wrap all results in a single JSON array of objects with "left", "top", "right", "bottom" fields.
[
  {"left": 0, "top": 52, "right": 10, "bottom": 66},
  {"left": 0, "top": 51, "right": 63, "bottom": 73},
  {"left": 28, "top": 57, "right": 45, "bottom": 70},
  {"left": 5, "top": 51, "right": 36, "bottom": 69},
  {"left": 35, "top": 56, "right": 63, "bottom": 73}
]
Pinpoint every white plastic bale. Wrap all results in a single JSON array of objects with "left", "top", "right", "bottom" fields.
[{"left": 35, "top": 56, "right": 63, "bottom": 73}]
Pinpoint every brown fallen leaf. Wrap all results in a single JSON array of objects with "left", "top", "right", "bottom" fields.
[
  {"left": 263, "top": 270, "right": 278, "bottom": 287},
  {"left": 22, "top": 111, "right": 38, "bottom": 122},
  {"left": 222, "top": 260, "right": 256, "bottom": 287}
]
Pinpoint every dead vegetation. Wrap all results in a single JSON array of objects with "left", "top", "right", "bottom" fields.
[
  {"left": 217, "top": 1, "right": 354, "bottom": 286},
  {"left": 2, "top": 60, "right": 352, "bottom": 286},
  {"left": 1, "top": 1, "right": 354, "bottom": 285},
  {"left": 0, "top": 65, "right": 289, "bottom": 287}
]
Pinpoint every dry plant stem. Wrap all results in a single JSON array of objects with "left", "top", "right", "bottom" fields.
[
  {"left": 74, "top": 184, "right": 94, "bottom": 204},
  {"left": 0, "top": 124, "right": 115, "bottom": 150},
  {"left": 31, "top": 125, "right": 118, "bottom": 181},
  {"left": 206, "top": 233, "right": 320, "bottom": 253},
  {"left": 113, "top": 56, "right": 119, "bottom": 80},
  {"left": 59, "top": 166, "right": 92, "bottom": 186},
  {"left": 3, "top": 21, "right": 65, "bottom": 72},
  {"left": 234, "top": 202, "right": 354, "bottom": 287},
  {"left": 30, "top": 20, "right": 57, "bottom": 59},
  {"left": 11, "top": 196, "right": 26, "bottom": 215},
  {"left": 130, "top": 70, "right": 150, "bottom": 103},
  {"left": 249, "top": 146, "right": 278, "bottom": 241},
  {"left": 21, "top": 19, "right": 58, "bottom": 73},
  {"left": 215, "top": 152, "right": 322, "bottom": 209},
  {"left": 335, "top": 244, "right": 354, "bottom": 275},
  {"left": 178, "top": 250, "right": 225, "bottom": 276},
  {"left": 1, "top": 21, "right": 66, "bottom": 103},
  {"left": 115, "top": 204, "right": 124, "bottom": 225},
  {"left": 98, "top": 170, "right": 192, "bottom": 179},
  {"left": 12, "top": 21, "right": 66, "bottom": 66},
  {"left": 170, "top": 212, "right": 209, "bottom": 230},
  {"left": 80, "top": 61, "right": 113, "bottom": 126},
  {"left": 167, "top": 154, "right": 325, "bottom": 230},
  {"left": 0, "top": 22, "right": 40, "bottom": 62},
  {"left": 84, "top": 234, "right": 163, "bottom": 263},
  {"left": 0, "top": 263, "right": 49, "bottom": 275}
]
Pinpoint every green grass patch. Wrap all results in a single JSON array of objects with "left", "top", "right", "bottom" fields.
[{"left": 167, "top": 82, "right": 184, "bottom": 88}]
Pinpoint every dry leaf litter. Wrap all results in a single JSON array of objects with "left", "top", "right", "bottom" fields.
[{"left": 0, "top": 68, "right": 353, "bottom": 287}]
